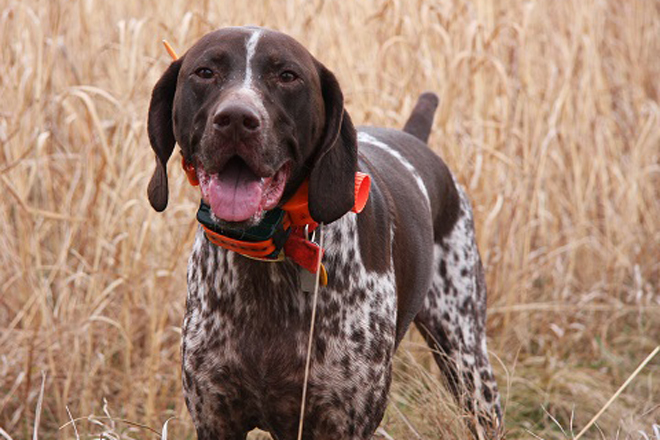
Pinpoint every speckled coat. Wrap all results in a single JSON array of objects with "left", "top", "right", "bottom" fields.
[
  {"left": 146, "top": 26, "right": 503, "bottom": 440},
  {"left": 181, "top": 126, "right": 501, "bottom": 439}
]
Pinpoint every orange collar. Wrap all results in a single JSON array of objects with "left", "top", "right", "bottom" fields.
[{"left": 182, "top": 158, "right": 370, "bottom": 277}]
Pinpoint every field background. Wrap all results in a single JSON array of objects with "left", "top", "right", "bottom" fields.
[{"left": 1, "top": 0, "right": 659, "bottom": 438}]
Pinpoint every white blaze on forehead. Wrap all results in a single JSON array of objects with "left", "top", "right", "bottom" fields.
[
  {"left": 225, "top": 29, "right": 268, "bottom": 128},
  {"left": 243, "top": 30, "right": 262, "bottom": 88}
]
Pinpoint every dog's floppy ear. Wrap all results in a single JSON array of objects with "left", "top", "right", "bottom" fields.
[
  {"left": 308, "top": 63, "right": 358, "bottom": 224},
  {"left": 147, "top": 59, "right": 182, "bottom": 211}
]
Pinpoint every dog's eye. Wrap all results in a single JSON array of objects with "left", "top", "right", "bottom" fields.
[
  {"left": 279, "top": 71, "right": 298, "bottom": 83},
  {"left": 195, "top": 68, "right": 214, "bottom": 79}
]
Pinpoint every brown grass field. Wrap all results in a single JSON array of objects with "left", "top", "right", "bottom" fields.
[{"left": 1, "top": 0, "right": 659, "bottom": 438}]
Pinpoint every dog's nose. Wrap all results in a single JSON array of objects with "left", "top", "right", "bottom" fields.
[{"left": 213, "top": 104, "right": 261, "bottom": 138}]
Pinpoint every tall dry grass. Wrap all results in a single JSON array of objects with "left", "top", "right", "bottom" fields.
[{"left": 1, "top": 0, "right": 659, "bottom": 438}]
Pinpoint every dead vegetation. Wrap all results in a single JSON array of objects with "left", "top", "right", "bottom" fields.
[{"left": 1, "top": 0, "right": 659, "bottom": 438}]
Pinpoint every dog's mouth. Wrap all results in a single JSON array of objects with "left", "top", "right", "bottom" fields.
[{"left": 197, "top": 157, "right": 290, "bottom": 224}]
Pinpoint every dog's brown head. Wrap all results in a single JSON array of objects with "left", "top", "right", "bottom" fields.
[{"left": 147, "top": 26, "right": 357, "bottom": 225}]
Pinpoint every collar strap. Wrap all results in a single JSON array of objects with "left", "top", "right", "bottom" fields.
[
  {"left": 280, "top": 172, "right": 371, "bottom": 225},
  {"left": 185, "top": 157, "right": 371, "bottom": 275},
  {"left": 197, "top": 203, "right": 291, "bottom": 260},
  {"left": 197, "top": 202, "right": 326, "bottom": 274}
]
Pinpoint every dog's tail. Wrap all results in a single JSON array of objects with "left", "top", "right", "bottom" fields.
[{"left": 403, "top": 92, "right": 439, "bottom": 144}]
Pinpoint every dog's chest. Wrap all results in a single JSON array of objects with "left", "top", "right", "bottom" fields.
[{"left": 181, "top": 214, "right": 398, "bottom": 428}]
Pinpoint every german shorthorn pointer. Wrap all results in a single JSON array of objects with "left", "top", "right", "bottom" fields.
[{"left": 147, "top": 26, "right": 502, "bottom": 439}]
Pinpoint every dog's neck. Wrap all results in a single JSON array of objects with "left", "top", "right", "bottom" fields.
[{"left": 184, "top": 157, "right": 371, "bottom": 277}]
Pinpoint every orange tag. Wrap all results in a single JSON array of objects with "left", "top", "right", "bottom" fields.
[{"left": 319, "top": 263, "right": 328, "bottom": 286}]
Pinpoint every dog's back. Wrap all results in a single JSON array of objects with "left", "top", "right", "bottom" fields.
[{"left": 355, "top": 102, "right": 502, "bottom": 435}]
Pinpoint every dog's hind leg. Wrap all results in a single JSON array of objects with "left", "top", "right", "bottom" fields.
[{"left": 414, "top": 185, "right": 503, "bottom": 438}]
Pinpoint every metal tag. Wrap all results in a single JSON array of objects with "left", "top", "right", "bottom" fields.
[
  {"left": 299, "top": 267, "right": 317, "bottom": 293},
  {"left": 298, "top": 224, "right": 325, "bottom": 293}
]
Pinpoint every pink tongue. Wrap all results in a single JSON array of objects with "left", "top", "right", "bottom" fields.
[{"left": 205, "top": 160, "right": 264, "bottom": 222}]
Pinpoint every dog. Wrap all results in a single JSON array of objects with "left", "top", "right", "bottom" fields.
[{"left": 147, "top": 26, "right": 502, "bottom": 439}]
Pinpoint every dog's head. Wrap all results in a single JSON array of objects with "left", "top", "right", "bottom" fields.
[{"left": 147, "top": 26, "right": 357, "bottom": 226}]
